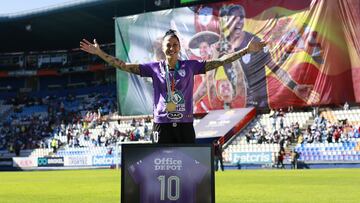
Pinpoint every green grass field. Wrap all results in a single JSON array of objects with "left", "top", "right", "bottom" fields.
[{"left": 1, "top": 168, "right": 360, "bottom": 203}]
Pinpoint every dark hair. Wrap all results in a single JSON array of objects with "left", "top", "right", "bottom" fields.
[
  {"left": 220, "top": 4, "right": 245, "bottom": 17},
  {"left": 163, "top": 29, "right": 180, "bottom": 43}
]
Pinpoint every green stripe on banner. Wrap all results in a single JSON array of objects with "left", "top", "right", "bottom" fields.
[
  {"left": 180, "top": 0, "right": 199, "bottom": 4},
  {"left": 115, "top": 17, "right": 153, "bottom": 116},
  {"left": 115, "top": 19, "right": 130, "bottom": 115}
]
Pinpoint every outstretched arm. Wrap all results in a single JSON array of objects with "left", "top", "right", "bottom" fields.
[
  {"left": 193, "top": 76, "right": 207, "bottom": 105},
  {"left": 80, "top": 39, "right": 141, "bottom": 75},
  {"left": 204, "top": 38, "right": 266, "bottom": 72},
  {"left": 267, "top": 59, "right": 314, "bottom": 102}
]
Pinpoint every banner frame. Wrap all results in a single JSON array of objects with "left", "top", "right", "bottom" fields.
[{"left": 121, "top": 143, "right": 215, "bottom": 203}]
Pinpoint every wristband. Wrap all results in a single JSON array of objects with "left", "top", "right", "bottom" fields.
[{"left": 288, "top": 80, "right": 297, "bottom": 90}]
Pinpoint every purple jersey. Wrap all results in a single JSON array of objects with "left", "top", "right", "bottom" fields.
[
  {"left": 128, "top": 148, "right": 208, "bottom": 203},
  {"left": 139, "top": 60, "right": 206, "bottom": 123}
]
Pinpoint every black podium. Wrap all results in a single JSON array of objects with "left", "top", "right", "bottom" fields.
[{"left": 121, "top": 144, "right": 214, "bottom": 203}]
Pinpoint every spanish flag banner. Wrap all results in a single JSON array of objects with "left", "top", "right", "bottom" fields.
[{"left": 115, "top": 0, "right": 360, "bottom": 115}]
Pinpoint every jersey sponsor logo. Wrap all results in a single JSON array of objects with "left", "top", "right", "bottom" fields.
[
  {"left": 154, "top": 157, "right": 183, "bottom": 171},
  {"left": 263, "top": 46, "right": 269, "bottom": 53},
  {"left": 159, "top": 62, "right": 166, "bottom": 77},
  {"left": 242, "top": 53, "right": 251, "bottom": 64},
  {"left": 167, "top": 112, "right": 183, "bottom": 120},
  {"left": 178, "top": 69, "right": 186, "bottom": 77}
]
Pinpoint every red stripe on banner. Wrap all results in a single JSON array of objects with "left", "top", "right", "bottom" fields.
[
  {"left": 351, "top": 68, "right": 360, "bottom": 102},
  {"left": 209, "top": 0, "right": 312, "bottom": 18},
  {"left": 268, "top": 63, "right": 355, "bottom": 108}
]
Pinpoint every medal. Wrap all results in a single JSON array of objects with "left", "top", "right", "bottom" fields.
[{"left": 166, "top": 102, "right": 177, "bottom": 112}]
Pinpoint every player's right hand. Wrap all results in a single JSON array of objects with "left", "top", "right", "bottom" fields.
[{"left": 80, "top": 39, "right": 101, "bottom": 55}]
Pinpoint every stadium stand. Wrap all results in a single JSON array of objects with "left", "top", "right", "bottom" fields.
[
  {"left": 1, "top": 45, "right": 360, "bottom": 170},
  {"left": 221, "top": 107, "right": 360, "bottom": 168}
]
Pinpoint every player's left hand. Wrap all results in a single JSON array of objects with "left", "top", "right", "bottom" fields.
[
  {"left": 247, "top": 38, "right": 266, "bottom": 52},
  {"left": 293, "top": 84, "right": 313, "bottom": 102}
]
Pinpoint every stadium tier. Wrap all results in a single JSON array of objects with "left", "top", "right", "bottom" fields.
[{"left": 296, "top": 141, "right": 360, "bottom": 162}]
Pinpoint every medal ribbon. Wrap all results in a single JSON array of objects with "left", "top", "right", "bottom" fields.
[{"left": 165, "top": 61, "right": 179, "bottom": 102}]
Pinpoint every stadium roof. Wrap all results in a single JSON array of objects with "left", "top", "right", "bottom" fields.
[{"left": 0, "top": 0, "right": 144, "bottom": 53}]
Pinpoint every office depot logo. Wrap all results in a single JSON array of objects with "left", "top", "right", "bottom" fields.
[{"left": 154, "top": 157, "right": 182, "bottom": 171}]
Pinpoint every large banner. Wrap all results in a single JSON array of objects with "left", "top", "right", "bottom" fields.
[{"left": 115, "top": 0, "right": 360, "bottom": 115}]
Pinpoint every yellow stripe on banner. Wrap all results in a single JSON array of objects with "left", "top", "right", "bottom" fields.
[
  {"left": 306, "top": 0, "right": 348, "bottom": 52},
  {"left": 245, "top": 6, "right": 307, "bottom": 26},
  {"left": 245, "top": 2, "right": 349, "bottom": 54},
  {"left": 286, "top": 51, "right": 320, "bottom": 68},
  {"left": 215, "top": 66, "right": 228, "bottom": 81},
  {"left": 245, "top": 7, "right": 309, "bottom": 35},
  {"left": 348, "top": 49, "right": 360, "bottom": 68},
  {"left": 265, "top": 51, "right": 319, "bottom": 77},
  {"left": 265, "top": 66, "right": 272, "bottom": 76}
]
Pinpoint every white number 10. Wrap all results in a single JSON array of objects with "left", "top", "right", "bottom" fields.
[{"left": 157, "top": 175, "right": 180, "bottom": 201}]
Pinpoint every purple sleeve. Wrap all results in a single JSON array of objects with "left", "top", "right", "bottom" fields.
[
  {"left": 190, "top": 60, "right": 206, "bottom": 75},
  {"left": 139, "top": 62, "right": 157, "bottom": 77}
]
